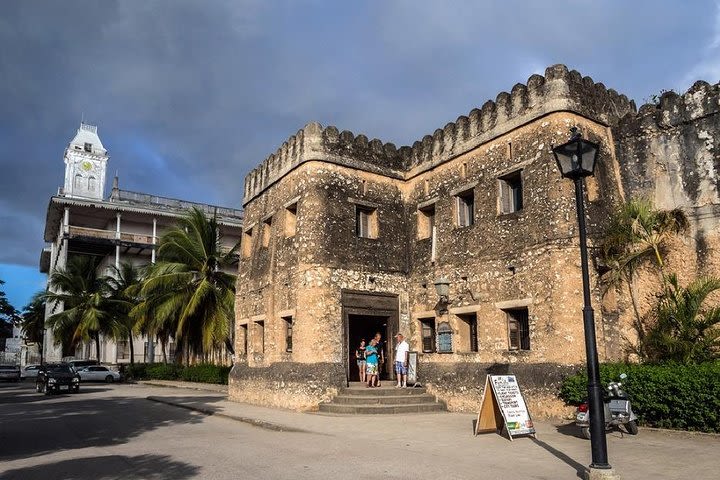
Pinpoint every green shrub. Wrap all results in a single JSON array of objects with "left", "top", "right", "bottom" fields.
[
  {"left": 124, "top": 362, "right": 230, "bottom": 384},
  {"left": 559, "top": 362, "right": 720, "bottom": 432}
]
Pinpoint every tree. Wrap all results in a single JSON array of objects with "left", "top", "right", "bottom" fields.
[
  {"left": 106, "top": 263, "right": 143, "bottom": 365},
  {"left": 600, "top": 198, "right": 689, "bottom": 356},
  {"left": 642, "top": 274, "right": 720, "bottom": 363},
  {"left": 0, "top": 279, "right": 19, "bottom": 323},
  {"left": 133, "top": 207, "right": 238, "bottom": 363},
  {"left": 45, "top": 256, "right": 113, "bottom": 360},
  {"left": 19, "top": 291, "right": 46, "bottom": 350}
]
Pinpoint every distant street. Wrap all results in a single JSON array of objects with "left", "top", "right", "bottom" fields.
[{"left": 1, "top": 381, "right": 718, "bottom": 480}]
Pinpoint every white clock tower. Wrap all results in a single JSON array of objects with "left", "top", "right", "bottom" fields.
[{"left": 62, "top": 123, "right": 109, "bottom": 200}]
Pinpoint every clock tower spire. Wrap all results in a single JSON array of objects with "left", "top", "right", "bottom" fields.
[{"left": 62, "top": 122, "right": 109, "bottom": 200}]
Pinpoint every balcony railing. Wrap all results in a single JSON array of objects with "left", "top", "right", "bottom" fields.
[{"left": 67, "top": 226, "right": 155, "bottom": 245}]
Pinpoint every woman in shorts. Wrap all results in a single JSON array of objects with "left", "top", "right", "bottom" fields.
[{"left": 356, "top": 339, "right": 367, "bottom": 383}]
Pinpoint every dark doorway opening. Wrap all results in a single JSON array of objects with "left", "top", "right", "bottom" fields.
[{"left": 348, "top": 314, "right": 389, "bottom": 382}]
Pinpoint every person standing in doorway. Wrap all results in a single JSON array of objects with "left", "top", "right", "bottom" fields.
[
  {"left": 365, "top": 338, "right": 379, "bottom": 388},
  {"left": 394, "top": 333, "right": 410, "bottom": 388},
  {"left": 356, "top": 339, "right": 367, "bottom": 383},
  {"left": 373, "top": 332, "right": 384, "bottom": 387}
]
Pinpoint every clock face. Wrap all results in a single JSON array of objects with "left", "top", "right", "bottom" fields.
[{"left": 81, "top": 161, "right": 93, "bottom": 172}]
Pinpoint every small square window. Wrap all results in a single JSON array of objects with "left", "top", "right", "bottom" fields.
[
  {"left": 84, "top": 142, "right": 92, "bottom": 152},
  {"left": 242, "top": 228, "right": 253, "bottom": 258},
  {"left": 499, "top": 170, "right": 523, "bottom": 214},
  {"left": 282, "top": 316, "right": 293, "bottom": 353},
  {"left": 455, "top": 189, "right": 474, "bottom": 227},
  {"left": 506, "top": 308, "right": 530, "bottom": 351},
  {"left": 417, "top": 204, "right": 436, "bottom": 240},
  {"left": 285, "top": 203, "right": 297, "bottom": 237},
  {"left": 262, "top": 217, "right": 272, "bottom": 248},
  {"left": 355, "top": 205, "right": 378, "bottom": 239},
  {"left": 420, "top": 318, "right": 436, "bottom": 353}
]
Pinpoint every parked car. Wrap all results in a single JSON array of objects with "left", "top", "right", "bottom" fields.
[
  {"left": 67, "top": 359, "right": 99, "bottom": 370},
  {"left": 20, "top": 364, "right": 41, "bottom": 380},
  {"left": 77, "top": 365, "right": 121, "bottom": 383},
  {"left": 0, "top": 364, "right": 21, "bottom": 382},
  {"left": 36, "top": 363, "right": 80, "bottom": 394}
]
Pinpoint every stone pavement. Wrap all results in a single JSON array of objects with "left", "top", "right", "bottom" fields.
[{"left": 139, "top": 381, "right": 720, "bottom": 480}]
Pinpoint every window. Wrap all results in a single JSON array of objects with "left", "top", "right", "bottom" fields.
[
  {"left": 355, "top": 205, "right": 378, "bottom": 239},
  {"left": 253, "top": 321, "right": 265, "bottom": 353},
  {"left": 506, "top": 308, "right": 530, "bottom": 351},
  {"left": 242, "top": 228, "right": 253, "bottom": 258},
  {"left": 420, "top": 318, "right": 436, "bottom": 353},
  {"left": 455, "top": 189, "right": 474, "bottom": 227},
  {"left": 74, "top": 174, "right": 83, "bottom": 190},
  {"left": 239, "top": 324, "right": 248, "bottom": 355},
  {"left": 116, "top": 341, "right": 129, "bottom": 360},
  {"left": 88, "top": 176, "right": 96, "bottom": 192},
  {"left": 437, "top": 322, "right": 453, "bottom": 353},
  {"left": 282, "top": 316, "right": 293, "bottom": 352},
  {"left": 417, "top": 204, "right": 436, "bottom": 240},
  {"left": 499, "top": 170, "right": 523, "bottom": 214},
  {"left": 168, "top": 342, "right": 176, "bottom": 360},
  {"left": 84, "top": 142, "right": 92, "bottom": 152},
  {"left": 262, "top": 217, "right": 272, "bottom": 248},
  {"left": 285, "top": 202, "right": 297, "bottom": 237},
  {"left": 457, "top": 313, "right": 479, "bottom": 352}
]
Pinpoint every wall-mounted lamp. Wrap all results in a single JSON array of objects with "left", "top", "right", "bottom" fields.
[{"left": 433, "top": 277, "right": 451, "bottom": 313}]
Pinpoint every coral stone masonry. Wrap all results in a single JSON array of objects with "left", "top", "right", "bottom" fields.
[{"left": 230, "top": 64, "right": 720, "bottom": 416}]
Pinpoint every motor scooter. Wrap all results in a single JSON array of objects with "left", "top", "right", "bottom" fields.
[{"left": 575, "top": 373, "right": 638, "bottom": 439}]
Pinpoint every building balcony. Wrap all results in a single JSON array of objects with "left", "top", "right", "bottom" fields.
[{"left": 66, "top": 226, "right": 155, "bottom": 247}]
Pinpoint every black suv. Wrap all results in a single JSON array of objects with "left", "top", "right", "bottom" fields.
[{"left": 36, "top": 363, "right": 81, "bottom": 394}]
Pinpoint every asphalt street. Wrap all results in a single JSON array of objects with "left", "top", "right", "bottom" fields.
[{"left": 1, "top": 380, "right": 718, "bottom": 480}]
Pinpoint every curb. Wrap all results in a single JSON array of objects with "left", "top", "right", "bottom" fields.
[
  {"left": 139, "top": 380, "right": 228, "bottom": 394},
  {"left": 146, "top": 396, "right": 311, "bottom": 433}
]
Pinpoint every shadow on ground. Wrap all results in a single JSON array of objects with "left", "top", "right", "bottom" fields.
[
  {"left": 1, "top": 454, "right": 200, "bottom": 480},
  {"left": 0, "top": 383, "right": 223, "bottom": 462}
]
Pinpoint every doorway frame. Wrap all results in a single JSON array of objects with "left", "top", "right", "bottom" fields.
[{"left": 341, "top": 289, "right": 399, "bottom": 386}]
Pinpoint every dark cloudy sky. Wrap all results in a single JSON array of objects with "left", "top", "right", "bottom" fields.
[{"left": 1, "top": 0, "right": 719, "bottom": 308}]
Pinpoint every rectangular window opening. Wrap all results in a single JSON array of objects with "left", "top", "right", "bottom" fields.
[
  {"left": 285, "top": 203, "right": 297, "bottom": 237},
  {"left": 457, "top": 313, "right": 479, "bottom": 353},
  {"left": 239, "top": 324, "right": 248, "bottom": 355},
  {"left": 499, "top": 170, "right": 524, "bottom": 214},
  {"left": 419, "top": 317, "right": 436, "bottom": 353},
  {"left": 455, "top": 189, "right": 475, "bottom": 227},
  {"left": 417, "top": 204, "right": 436, "bottom": 240},
  {"left": 282, "top": 316, "right": 293, "bottom": 353},
  {"left": 84, "top": 142, "right": 92, "bottom": 152},
  {"left": 506, "top": 308, "right": 530, "bottom": 351},
  {"left": 262, "top": 217, "right": 272, "bottom": 248},
  {"left": 242, "top": 228, "right": 253, "bottom": 258},
  {"left": 355, "top": 205, "right": 378, "bottom": 239},
  {"left": 253, "top": 321, "right": 265, "bottom": 354}
]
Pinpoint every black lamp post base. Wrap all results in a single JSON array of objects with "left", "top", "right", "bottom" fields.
[{"left": 585, "top": 466, "right": 621, "bottom": 480}]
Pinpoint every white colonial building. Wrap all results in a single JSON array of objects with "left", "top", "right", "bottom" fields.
[{"left": 40, "top": 123, "right": 243, "bottom": 364}]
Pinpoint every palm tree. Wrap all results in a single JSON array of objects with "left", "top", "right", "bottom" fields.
[
  {"left": 19, "top": 291, "right": 46, "bottom": 351},
  {"left": 133, "top": 207, "right": 238, "bottom": 364},
  {"left": 643, "top": 274, "right": 720, "bottom": 363},
  {"left": 106, "top": 263, "right": 143, "bottom": 365},
  {"left": 45, "top": 255, "right": 113, "bottom": 360},
  {"left": 600, "top": 198, "right": 689, "bottom": 355}
]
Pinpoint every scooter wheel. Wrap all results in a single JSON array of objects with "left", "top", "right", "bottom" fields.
[
  {"left": 625, "top": 421, "right": 639, "bottom": 435},
  {"left": 581, "top": 427, "right": 591, "bottom": 440}
]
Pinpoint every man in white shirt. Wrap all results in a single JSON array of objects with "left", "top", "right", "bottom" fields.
[{"left": 394, "top": 333, "right": 410, "bottom": 388}]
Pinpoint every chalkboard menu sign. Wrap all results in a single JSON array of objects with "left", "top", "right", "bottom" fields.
[{"left": 474, "top": 375, "right": 536, "bottom": 440}]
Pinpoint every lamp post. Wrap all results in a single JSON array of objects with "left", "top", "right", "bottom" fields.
[{"left": 553, "top": 127, "right": 612, "bottom": 474}]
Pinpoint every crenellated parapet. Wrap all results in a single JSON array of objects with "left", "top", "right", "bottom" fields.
[
  {"left": 244, "top": 64, "right": 639, "bottom": 204},
  {"left": 404, "top": 64, "right": 637, "bottom": 173}
]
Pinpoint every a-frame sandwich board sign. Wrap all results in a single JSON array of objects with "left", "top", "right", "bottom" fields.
[{"left": 473, "top": 375, "right": 536, "bottom": 441}]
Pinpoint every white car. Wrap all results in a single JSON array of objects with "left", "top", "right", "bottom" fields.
[
  {"left": 77, "top": 366, "right": 121, "bottom": 383},
  {"left": 21, "top": 364, "right": 41, "bottom": 380}
]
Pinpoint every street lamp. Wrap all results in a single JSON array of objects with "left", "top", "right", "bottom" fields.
[{"left": 553, "top": 127, "right": 612, "bottom": 475}]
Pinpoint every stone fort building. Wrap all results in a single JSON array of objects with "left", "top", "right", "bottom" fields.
[{"left": 230, "top": 64, "right": 720, "bottom": 414}]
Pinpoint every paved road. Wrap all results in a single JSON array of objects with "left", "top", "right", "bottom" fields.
[{"left": 1, "top": 381, "right": 718, "bottom": 480}]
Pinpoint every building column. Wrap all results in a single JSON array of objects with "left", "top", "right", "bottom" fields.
[
  {"left": 147, "top": 217, "right": 158, "bottom": 362},
  {"left": 115, "top": 212, "right": 121, "bottom": 268},
  {"left": 151, "top": 217, "right": 157, "bottom": 264}
]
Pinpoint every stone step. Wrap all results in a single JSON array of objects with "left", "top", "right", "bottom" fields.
[
  {"left": 340, "top": 386, "right": 428, "bottom": 396},
  {"left": 332, "top": 394, "right": 438, "bottom": 405},
  {"left": 318, "top": 402, "right": 446, "bottom": 415}
]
